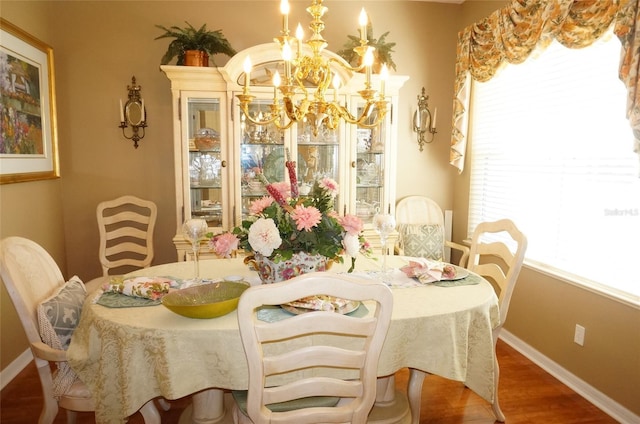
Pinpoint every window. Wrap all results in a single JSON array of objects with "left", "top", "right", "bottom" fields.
[{"left": 469, "top": 32, "right": 640, "bottom": 301}]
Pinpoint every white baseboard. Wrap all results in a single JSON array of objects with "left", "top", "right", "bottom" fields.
[
  {"left": 500, "top": 330, "right": 638, "bottom": 424},
  {"left": 0, "top": 349, "right": 33, "bottom": 390}
]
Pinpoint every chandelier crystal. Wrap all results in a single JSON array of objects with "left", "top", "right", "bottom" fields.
[{"left": 237, "top": 0, "right": 389, "bottom": 137}]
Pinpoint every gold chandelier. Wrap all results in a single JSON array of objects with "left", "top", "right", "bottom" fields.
[{"left": 236, "top": 0, "right": 389, "bottom": 136}]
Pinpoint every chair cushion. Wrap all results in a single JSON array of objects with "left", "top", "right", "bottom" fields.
[
  {"left": 37, "top": 276, "right": 86, "bottom": 350},
  {"left": 398, "top": 223, "right": 445, "bottom": 260},
  {"left": 231, "top": 390, "right": 340, "bottom": 414}
]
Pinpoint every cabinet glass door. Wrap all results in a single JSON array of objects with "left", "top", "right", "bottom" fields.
[
  {"left": 296, "top": 120, "right": 341, "bottom": 211},
  {"left": 355, "top": 104, "right": 388, "bottom": 224},
  {"left": 187, "top": 97, "right": 225, "bottom": 227},
  {"left": 238, "top": 99, "right": 285, "bottom": 221}
]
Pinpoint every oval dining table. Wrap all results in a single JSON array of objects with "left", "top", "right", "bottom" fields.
[{"left": 67, "top": 255, "right": 500, "bottom": 424}]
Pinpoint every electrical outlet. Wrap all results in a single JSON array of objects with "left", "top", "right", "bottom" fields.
[{"left": 574, "top": 324, "right": 586, "bottom": 346}]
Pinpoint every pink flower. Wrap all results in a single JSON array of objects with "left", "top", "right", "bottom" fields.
[
  {"left": 319, "top": 178, "right": 339, "bottom": 197},
  {"left": 271, "top": 181, "right": 291, "bottom": 199},
  {"left": 338, "top": 214, "right": 364, "bottom": 235},
  {"left": 249, "top": 196, "right": 274, "bottom": 215},
  {"left": 210, "top": 233, "right": 239, "bottom": 258},
  {"left": 290, "top": 205, "right": 322, "bottom": 231}
]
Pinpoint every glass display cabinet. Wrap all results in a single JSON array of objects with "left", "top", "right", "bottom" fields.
[{"left": 162, "top": 44, "right": 407, "bottom": 260}]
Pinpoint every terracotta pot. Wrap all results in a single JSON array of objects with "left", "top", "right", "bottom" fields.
[
  {"left": 184, "top": 50, "right": 209, "bottom": 67},
  {"left": 246, "top": 252, "right": 330, "bottom": 284}
]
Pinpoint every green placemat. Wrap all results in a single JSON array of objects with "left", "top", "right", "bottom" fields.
[
  {"left": 258, "top": 303, "right": 369, "bottom": 322},
  {"left": 433, "top": 272, "right": 482, "bottom": 287},
  {"left": 96, "top": 291, "right": 161, "bottom": 308}
]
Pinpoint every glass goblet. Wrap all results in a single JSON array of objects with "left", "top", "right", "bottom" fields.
[
  {"left": 182, "top": 218, "right": 208, "bottom": 281},
  {"left": 373, "top": 212, "right": 396, "bottom": 273}
]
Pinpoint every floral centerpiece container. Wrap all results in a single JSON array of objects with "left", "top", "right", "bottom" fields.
[{"left": 209, "top": 150, "right": 371, "bottom": 284}]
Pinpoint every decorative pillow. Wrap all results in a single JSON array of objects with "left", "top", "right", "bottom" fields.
[
  {"left": 37, "top": 276, "right": 86, "bottom": 350},
  {"left": 397, "top": 223, "right": 445, "bottom": 260}
]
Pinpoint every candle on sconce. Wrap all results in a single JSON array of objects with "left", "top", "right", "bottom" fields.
[
  {"left": 273, "top": 71, "right": 281, "bottom": 101},
  {"left": 359, "top": 8, "right": 368, "bottom": 42},
  {"left": 432, "top": 108, "right": 437, "bottom": 129},
  {"left": 243, "top": 57, "right": 252, "bottom": 91},
  {"left": 141, "top": 99, "right": 145, "bottom": 122},
  {"left": 119, "top": 99, "right": 124, "bottom": 122},
  {"left": 379, "top": 64, "right": 388, "bottom": 98},
  {"left": 280, "top": 0, "right": 290, "bottom": 33}
]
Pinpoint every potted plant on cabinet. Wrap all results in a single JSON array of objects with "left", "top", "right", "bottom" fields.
[
  {"left": 155, "top": 21, "right": 236, "bottom": 67},
  {"left": 337, "top": 23, "right": 397, "bottom": 73}
]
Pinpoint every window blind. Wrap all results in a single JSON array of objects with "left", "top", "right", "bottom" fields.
[{"left": 469, "top": 33, "right": 640, "bottom": 299}]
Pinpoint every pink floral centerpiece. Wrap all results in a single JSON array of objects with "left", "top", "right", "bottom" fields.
[{"left": 208, "top": 151, "right": 371, "bottom": 282}]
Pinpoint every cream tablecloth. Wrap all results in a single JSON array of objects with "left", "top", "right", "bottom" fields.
[{"left": 67, "top": 256, "right": 499, "bottom": 424}]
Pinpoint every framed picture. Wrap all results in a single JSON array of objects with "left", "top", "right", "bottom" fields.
[{"left": 0, "top": 18, "right": 59, "bottom": 184}]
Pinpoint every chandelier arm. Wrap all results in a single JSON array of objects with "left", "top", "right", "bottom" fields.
[
  {"left": 327, "top": 57, "right": 366, "bottom": 74},
  {"left": 272, "top": 117, "right": 296, "bottom": 131},
  {"left": 239, "top": 103, "right": 280, "bottom": 126}
]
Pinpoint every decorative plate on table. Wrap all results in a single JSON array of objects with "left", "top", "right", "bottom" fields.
[
  {"left": 440, "top": 264, "right": 469, "bottom": 281},
  {"left": 282, "top": 295, "right": 360, "bottom": 315}
]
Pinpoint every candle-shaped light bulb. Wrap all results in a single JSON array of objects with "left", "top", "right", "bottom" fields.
[
  {"left": 243, "top": 57, "right": 252, "bottom": 91},
  {"left": 379, "top": 64, "right": 388, "bottom": 98},
  {"left": 282, "top": 42, "right": 292, "bottom": 80},
  {"left": 282, "top": 41, "right": 292, "bottom": 61},
  {"left": 273, "top": 71, "right": 281, "bottom": 100},
  {"left": 296, "top": 23, "right": 304, "bottom": 56},
  {"left": 280, "top": 0, "right": 290, "bottom": 33},
  {"left": 119, "top": 99, "right": 124, "bottom": 122},
  {"left": 332, "top": 73, "right": 340, "bottom": 102},
  {"left": 359, "top": 8, "right": 368, "bottom": 42},
  {"left": 364, "top": 48, "right": 374, "bottom": 85}
]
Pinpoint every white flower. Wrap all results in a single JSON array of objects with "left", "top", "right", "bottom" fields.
[
  {"left": 248, "top": 218, "right": 282, "bottom": 257},
  {"left": 343, "top": 233, "right": 360, "bottom": 258}
]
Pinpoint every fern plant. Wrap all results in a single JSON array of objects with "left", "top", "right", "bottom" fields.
[
  {"left": 337, "top": 23, "right": 397, "bottom": 73},
  {"left": 155, "top": 22, "right": 236, "bottom": 66}
]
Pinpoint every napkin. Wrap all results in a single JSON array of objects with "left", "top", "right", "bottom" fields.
[
  {"left": 400, "top": 259, "right": 456, "bottom": 284},
  {"left": 103, "top": 276, "right": 177, "bottom": 300},
  {"left": 286, "top": 295, "right": 352, "bottom": 312}
]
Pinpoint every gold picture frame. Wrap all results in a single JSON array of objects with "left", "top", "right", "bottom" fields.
[{"left": 0, "top": 18, "right": 59, "bottom": 184}]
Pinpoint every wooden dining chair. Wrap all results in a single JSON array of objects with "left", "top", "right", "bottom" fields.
[
  {"left": 231, "top": 272, "right": 393, "bottom": 424},
  {"left": 97, "top": 195, "right": 157, "bottom": 276},
  {"left": 407, "top": 219, "right": 527, "bottom": 423},
  {"left": 0, "top": 236, "right": 162, "bottom": 424},
  {"left": 395, "top": 196, "right": 469, "bottom": 266}
]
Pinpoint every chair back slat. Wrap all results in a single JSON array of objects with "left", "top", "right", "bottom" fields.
[
  {"left": 236, "top": 272, "right": 393, "bottom": 424},
  {"left": 467, "top": 219, "right": 527, "bottom": 330},
  {"left": 97, "top": 195, "right": 157, "bottom": 276}
]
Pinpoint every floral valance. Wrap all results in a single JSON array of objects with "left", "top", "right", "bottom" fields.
[{"left": 450, "top": 0, "right": 639, "bottom": 173}]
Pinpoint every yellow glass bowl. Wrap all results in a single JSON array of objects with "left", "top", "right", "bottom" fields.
[{"left": 161, "top": 280, "right": 250, "bottom": 319}]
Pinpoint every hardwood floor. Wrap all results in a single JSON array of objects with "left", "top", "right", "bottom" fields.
[{"left": 1, "top": 340, "right": 617, "bottom": 423}]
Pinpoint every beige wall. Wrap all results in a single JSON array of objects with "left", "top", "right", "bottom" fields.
[{"left": 1, "top": 0, "right": 638, "bottom": 417}]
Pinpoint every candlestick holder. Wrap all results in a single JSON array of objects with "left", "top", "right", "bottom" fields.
[{"left": 118, "top": 76, "right": 147, "bottom": 148}]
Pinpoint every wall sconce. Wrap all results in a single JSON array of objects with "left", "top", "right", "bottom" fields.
[
  {"left": 118, "top": 76, "right": 147, "bottom": 148},
  {"left": 413, "top": 87, "right": 437, "bottom": 151}
]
